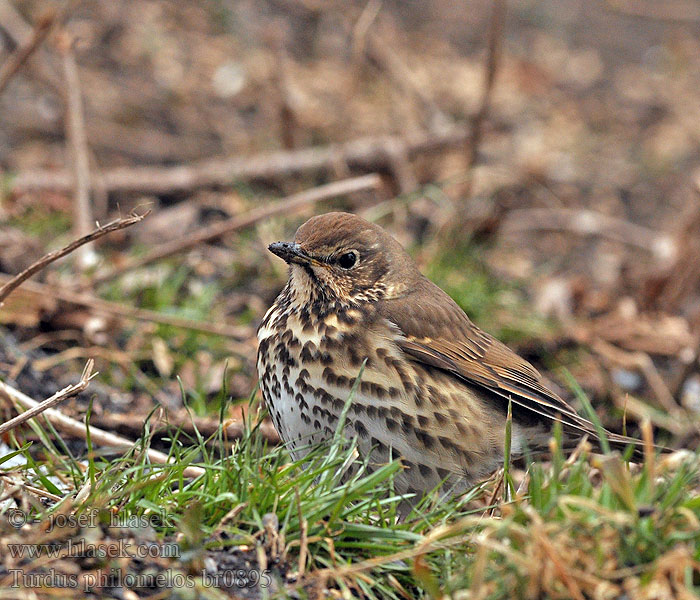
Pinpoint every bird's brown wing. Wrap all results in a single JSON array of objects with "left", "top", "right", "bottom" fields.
[
  {"left": 378, "top": 278, "right": 638, "bottom": 447},
  {"left": 397, "top": 334, "right": 598, "bottom": 436}
]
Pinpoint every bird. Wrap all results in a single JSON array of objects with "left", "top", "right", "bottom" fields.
[{"left": 257, "top": 211, "right": 644, "bottom": 502}]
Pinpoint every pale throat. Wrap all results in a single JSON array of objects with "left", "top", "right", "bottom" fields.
[
  {"left": 288, "top": 263, "right": 410, "bottom": 307},
  {"left": 289, "top": 264, "right": 354, "bottom": 307},
  {"left": 288, "top": 265, "right": 319, "bottom": 304}
]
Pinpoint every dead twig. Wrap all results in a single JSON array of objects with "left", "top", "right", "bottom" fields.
[
  {"left": 89, "top": 410, "right": 280, "bottom": 445},
  {"left": 466, "top": 0, "right": 506, "bottom": 173},
  {"left": 0, "top": 1, "right": 34, "bottom": 41},
  {"left": 363, "top": 29, "right": 449, "bottom": 134},
  {"left": 59, "top": 33, "right": 94, "bottom": 271},
  {"left": 84, "top": 174, "right": 383, "bottom": 288},
  {"left": 296, "top": 487, "right": 309, "bottom": 579},
  {"left": 0, "top": 378, "right": 206, "bottom": 478},
  {"left": 591, "top": 337, "right": 683, "bottom": 417},
  {"left": 0, "top": 211, "right": 148, "bottom": 304},
  {"left": 0, "top": 359, "right": 94, "bottom": 436},
  {"left": 0, "top": 275, "right": 253, "bottom": 342},
  {"left": 604, "top": 0, "right": 700, "bottom": 22},
  {"left": 267, "top": 22, "right": 299, "bottom": 149},
  {"left": 6, "top": 112, "right": 220, "bottom": 163},
  {"left": 532, "top": 522, "right": 586, "bottom": 600},
  {"left": 0, "top": 2, "right": 64, "bottom": 94},
  {"left": 351, "top": 0, "right": 382, "bottom": 60},
  {"left": 0, "top": 9, "right": 55, "bottom": 95},
  {"left": 610, "top": 393, "right": 686, "bottom": 435},
  {"left": 378, "top": 136, "right": 418, "bottom": 195},
  {"left": 448, "top": 0, "right": 506, "bottom": 239},
  {"left": 642, "top": 197, "right": 700, "bottom": 311},
  {"left": 500, "top": 208, "right": 676, "bottom": 262},
  {"left": 8, "top": 125, "right": 469, "bottom": 195}
]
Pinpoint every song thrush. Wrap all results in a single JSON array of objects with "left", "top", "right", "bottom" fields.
[{"left": 257, "top": 212, "right": 641, "bottom": 500}]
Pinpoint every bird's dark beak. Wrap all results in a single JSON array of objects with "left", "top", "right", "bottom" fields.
[{"left": 268, "top": 241, "right": 311, "bottom": 265}]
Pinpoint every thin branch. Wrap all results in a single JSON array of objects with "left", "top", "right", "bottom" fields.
[
  {"left": 604, "top": 0, "right": 700, "bottom": 22},
  {"left": 534, "top": 527, "right": 586, "bottom": 600},
  {"left": 445, "top": 0, "right": 506, "bottom": 241},
  {"left": 0, "top": 275, "right": 253, "bottom": 342},
  {"left": 500, "top": 207, "right": 676, "bottom": 261},
  {"left": 466, "top": 0, "right": 506, "bottom": 171},
  {"left": 351, "top": 2, "right": 449, "bottom": 132},
  {"left": 0, "top": 2, "right": 64, "bottom": 94},
  {"left": 59, "top": 34, "right": 94, "bottom": 270},
  {"left": 268, "top": 23, "right": 299, "bottom": 149},
  {"left": 85, "top": 173, "right": 382, "bottom": 288},
  {"left": 364, "top": 30, "right": 449, "bottom": 132},
  {"left": 380, "top": 137, "right": 418, "bottom": 195},
  {"left": 8, "top": 124, "right": 469, "bottom": 195},
  {"left": 0, "top": 378, "right": 205, "bottom": 478},
  {"left": 0, "top": 211, "right": 148, "bottom": 304},
  {"left": 88, "top": 410, "right": 280, "bottom": 445},
  {"left": 351, "top": 0, "right": 383, "bottom": 59},
  {"left": 0, "top": 9, "right": 56, "bottom": 95},
  {"left": 590, "top": 338, "right": 682, "bottom": 417},
  {"left": 0, "top": 1, "right": 33, "bottom": 41},
  {"left": 0, "top": 359, "right": 94, "bottom": 435},
  {"left": 296, "top": 488, "right": 309, "bottom": 578}
]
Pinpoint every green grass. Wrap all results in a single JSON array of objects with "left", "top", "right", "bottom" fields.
[
  {"left": 97, "top": 260, "right": 241, "bottom": 409},
  {"left": 424, "top": 241, "right": 554, "bottom": 345},
  {"left": 6, "top": 204, "right": 72, "bottom": 239},
  {"left": 1, "top": 380, "right": 699, "bottom": 599}
]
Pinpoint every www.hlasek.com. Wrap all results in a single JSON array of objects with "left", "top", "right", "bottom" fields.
[
  {"left": 7, "top": 538, "right": 180, "bottom": 560},
  {"left": 9, "top": 568, "right": 273, "bottom": 591},
  {"left": 4, "top": 507, "right": 174, "bottom": 529}
]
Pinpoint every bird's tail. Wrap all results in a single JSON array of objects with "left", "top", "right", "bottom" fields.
[{"left": 581, "top": 428, "right": 668, "bottom": 462}]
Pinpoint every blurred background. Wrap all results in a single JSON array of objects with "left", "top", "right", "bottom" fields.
[{"left": 1, "top": 0, "right": 700, "bottom": 449}]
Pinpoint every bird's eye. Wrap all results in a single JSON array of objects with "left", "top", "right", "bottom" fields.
[{"left": 337, "top": 251, "right": 358, "bottom": 269}]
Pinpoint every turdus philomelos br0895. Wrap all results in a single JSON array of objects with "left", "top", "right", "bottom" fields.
[{"left": 257, "top": 212, "right": 641, "bottom": 499}]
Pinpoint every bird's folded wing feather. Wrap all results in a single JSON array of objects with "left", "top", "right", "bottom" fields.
[
  {"left": 397, "top": 335, "right": 598, "bottom": 436},
  {"left": 378, "top": 280, "right": 625, "bottom": 440}
]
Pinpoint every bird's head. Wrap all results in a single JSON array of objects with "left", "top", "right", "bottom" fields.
[{"left": 268, "top": 212, "right": 419, "bottom": 305}]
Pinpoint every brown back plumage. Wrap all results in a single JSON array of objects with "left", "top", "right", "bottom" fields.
[{"left": 376, "top": 276, "right": 643, "bottom": 454}]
